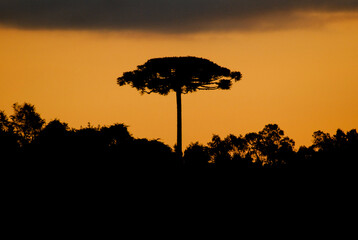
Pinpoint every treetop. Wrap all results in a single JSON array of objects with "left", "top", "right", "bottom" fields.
[{"left": 117, "top": 56, "right": 242, "bottom": 95}]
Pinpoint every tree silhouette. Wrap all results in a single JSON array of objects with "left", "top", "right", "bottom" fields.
[
  {"left": 10, "top": 103, "right": 45, "bottom": 146},
  {"left": 208, "top": 134, "right": 233, "bottom": 167},
  {"left": 255, "top": 124, "right": 295, "bottom": 167},
  {"left": 0, "top": 111, "right": 19, "bottom": 154},
  {"left": 117, "top": 56, "right": 242, "bottom": 160}
]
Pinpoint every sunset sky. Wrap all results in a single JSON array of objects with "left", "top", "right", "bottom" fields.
[{"left": 1, "top": 0, "right": 358, "bottom": 148}]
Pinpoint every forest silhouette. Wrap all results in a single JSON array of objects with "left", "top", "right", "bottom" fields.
[
  {"left": 2, "top": 57, "right": 357, "bottom": 172},
  {"left": 1, "top": 102, "right": 357, "bottom": 171}
]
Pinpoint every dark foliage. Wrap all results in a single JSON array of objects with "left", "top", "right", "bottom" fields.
[
  {"left": 1, "top": 103, "right": 357, "bottom": 172},
  {"left": 184, "top": 142, "right": 211, "bottom": 169},
  {"left": 117, "top": 56, "right": 242, "bottom": 95}
]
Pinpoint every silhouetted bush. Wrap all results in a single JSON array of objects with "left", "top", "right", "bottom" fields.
[{"left": 184, "top": 142, "right": 210, "bottom": 169}]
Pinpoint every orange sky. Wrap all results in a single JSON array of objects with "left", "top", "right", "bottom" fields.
[{"left": 1, "top": 17, "right": 358, "bottom": 149}]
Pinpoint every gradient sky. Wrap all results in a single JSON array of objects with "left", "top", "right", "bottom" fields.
[{"left": 1, "top": 0, "right": 358, "bottom": 148}]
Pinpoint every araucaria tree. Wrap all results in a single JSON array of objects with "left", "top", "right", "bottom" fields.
[{"left": 117, "top": 56, "right": 242, "bottom": 160}]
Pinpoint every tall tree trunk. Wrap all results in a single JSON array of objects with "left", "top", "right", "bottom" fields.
[{"left": 176, "top": 90, "right": 183, "bottom": 161}]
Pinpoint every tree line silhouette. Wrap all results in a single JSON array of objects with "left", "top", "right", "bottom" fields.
[{"left": 1, "top": 102, "right": 357, "bottom": 170}]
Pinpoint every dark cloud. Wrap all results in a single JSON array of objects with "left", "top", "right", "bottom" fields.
[{"left": 1, "top": 0, "right": 358, "bottom": 33}]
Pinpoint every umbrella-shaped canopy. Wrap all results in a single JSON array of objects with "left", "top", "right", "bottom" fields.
[
  {"left": 117, "top": 56, "right": 242, "bottom": 95},
  {"left": 117, "top": 56, "right": 242, "bottom": 160}
]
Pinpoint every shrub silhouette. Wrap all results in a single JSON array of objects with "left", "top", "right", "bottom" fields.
[{"left": 184, "top": 142, "right": 210, "bottom": 169}]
